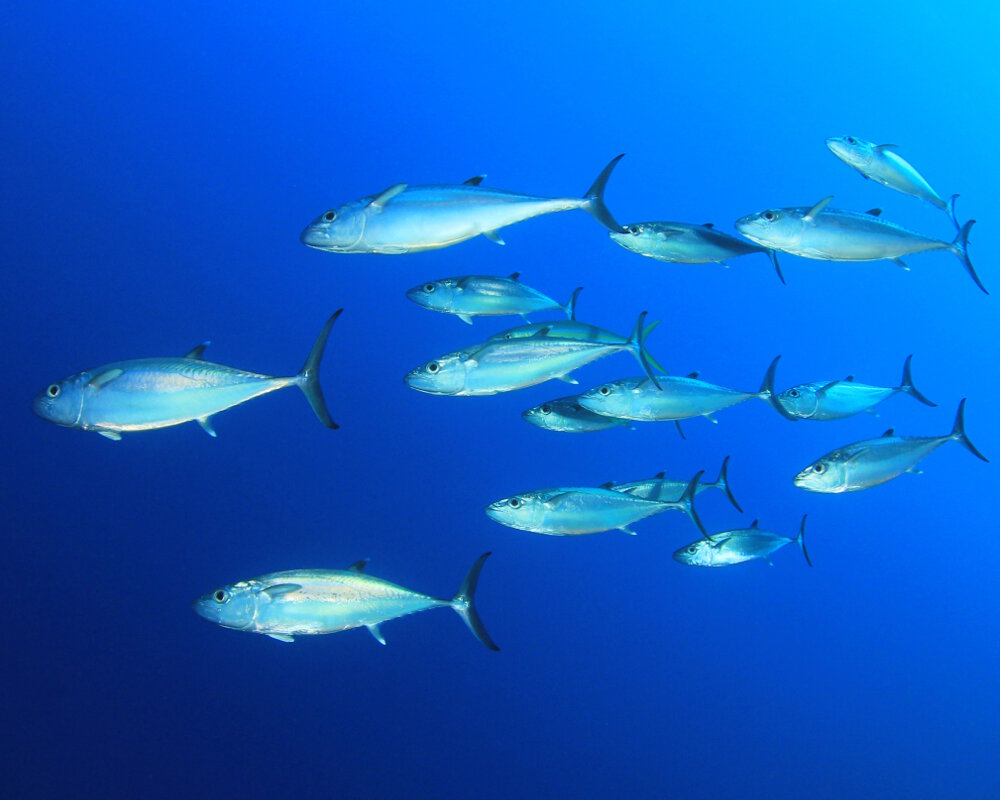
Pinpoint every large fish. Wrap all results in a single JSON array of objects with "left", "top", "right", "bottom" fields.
[
  {"left": 405, "top": 311, "right": 662, "bottom": 396},
  {"left": 735, "top": 196, "right": 985, "bottom": 293},
  {"left": 794, "top": 399, "right": 987, "bottom": 493},
  {"left": 406, "top": 274, "right": 581, "bottom": 325},
  {"left": 194, "top": 553, "right": 498, "bottom": 650},
  {"left": 32, "top": 312, "right": 342, "bottom": 440},
  {"left": 826, "top": 136, "right": 959, "bottom": 229},
  {"left": 673, "top": 516, "right": 812, "bottom": 568},
  {"left": 764, "top": 354, "right": 936, "bottom": 421},
  {"left": 522, "top": 395, "right": 635, "bottom": 433},
  {"left": 300, "top": 155, "right": 626, "bottom": 253},
  {"left": 608, "top": 455, "right": 742, "bottom": 512},
  {"left": 609, "top": 221, "right": 784, "bottom": 283},
  {"left": 485, "top": 472, "right": 706, "bottom": 536}
]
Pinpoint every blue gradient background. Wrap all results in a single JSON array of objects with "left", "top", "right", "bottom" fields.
[{"left": 2, "top": 3, "right": 998, "bottom": 798}]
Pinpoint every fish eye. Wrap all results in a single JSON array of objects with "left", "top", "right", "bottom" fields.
[
  {"left": 508, "top": 497, "right": 520, "bottom": 508},
  {"left": 504, "top": 333, "right": 513, "bottom": 340},
  {"left": 323, "top": 210, "right": 336, "bottom": 222},
  {"left": 814, "top": 463, "right": 826, "bottom": 474},
  {"left": 847, "top": 136, "right": 856, "bottom": 145},
  {"left": 427, "top": 362, "right": 439, "bottom": 373},
  {"left": 214, "top": 589, "right": 229, "bottom": 603},
  {"left": 763, "top": 211, "right": 776, "bottom": 222},
  {"left": 599, "top": 386, "right": 611, "bottom": 396},
  {"left": 540, "top": 404, "right": 551, "bottom": 414},
  {"left": 687, "top": 546, "right": 697, "bottom": 554},
  {"left": 47, "top": 384, "right": 60, "bottom": 398},
  {"left": 424, "top": 283, "right": 435, "bottom": 293},
  {"left": 789, "top": 389, "right": 799, "bottom": 398},
  {"left": 628, "top": 225, "right": 641, "bottom": 235}
]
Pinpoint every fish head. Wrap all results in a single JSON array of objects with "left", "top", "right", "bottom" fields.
[
  {"left": 578, "top": 378, "right": 639, "bottom": 417},
  {"left": 735, "top": 208, "right": 801, "bottom": 250},
  {"left": 826, "top": 136, "right": 874, "bottom": 169},
  {"left": 608, "top": 222, "right": 656, "bottom": 254},
  {"left": 485, "top": 492, "right": 548, "bottom": 531},
  {"left": 522, "top": 400, "right": 565, "bottom": 429},
  {"left": 406, "top": 278, "right": 458, "bottom": 312},
  {"left": 793, "top": 454, "right": 847, "bottom": 493},
  {"left": 193, "top": 580, "right": 258, "bottom": 630},
  {"left": 32, "top": 373, "right": 87, "bottom": 428},
  {"left": 300, "top": 200, "right": 368, "bottom": 252},
  {"left": 776, "top": 384, "right": 819, "bottom": 419},
  {"left": 404, "top": 351, "right": 469, "bottom": 395},
  {"left": 673, "top": 539, "right": 716, "bottom": 567}
]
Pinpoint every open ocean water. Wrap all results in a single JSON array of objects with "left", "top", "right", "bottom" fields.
[{"left": 2, "top": 3, "right": 998, "bottom": 798}]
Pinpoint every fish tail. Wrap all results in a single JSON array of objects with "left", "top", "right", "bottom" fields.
[
  {"left": 640, "top": 320, "right": 671, "bottom": 376},
  {"left": 582, "top": 154, "right": 626, "bottom": 232},
  {"left": 709, "top": 455, "right": 743, "bottom": 513},
  {"left": 767, "top": 249, "right": 786, "bottom": 284},
  {"left": 949, "top": 219, "right": 987, "bottom": 294},
  {"left": 761, "top": 355, "right": 797, "bottom": 421},
  {"left": 450, "top": 552, "right": 499, "bottom": 651},
  {"left": 563, "top": 286, "right": 584, "bottom": 320},
  {"left": 797, "top": 514, "right": 813, "bottom": 568},
  {"left": 628, "top": 310, "right": 662, "bottom": 389},
  {"left": 949, "top": 398, "right": 988, "bottom": 462},
  {"left": 295, "top": 309, "right": 342, "bottom": 429},
  {"left": 674, "top": 470, "right": 708, "bottom": 539},
  {"left": 898, "top": 354, "right": 936, "bottom": 407},
  {"left": 947, "top": 194, "right": 961, "bottom": 232}
]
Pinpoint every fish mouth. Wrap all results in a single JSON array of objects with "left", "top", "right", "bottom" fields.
[{"left": 299, "top": 225, "right": 334, "bottom": 249}]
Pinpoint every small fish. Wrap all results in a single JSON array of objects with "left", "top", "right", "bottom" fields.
[
  {"left": 577, "top": 366, "right": 772, "bottom": 424},
  {"left": 406, "top": 274, "right": 581, "bottom": 325},
  {"left": 735, "top": 196, "right": 984, "bottom": 293},
  {"left": 610, "top": 221, "right": 784, "bottom": 283},
  {"left": 794, "top": 399, "right": 987, "bottom": 493},
  {"left": 764, "top": 354, "right": 936, "bottom": 421},
  {"left": 826, "top": 136, "right": 959, "bottom": 229},
  {"left": 300, "top": 155, "right": 626, "bottom": 253},
  {"left": 674, "top": 516, "right": 812, "bottom": 568},
  {"left": 522, "top": 395, "right": 635, "bottom": 433},
  {"left": 485, "top": 472, "right": 706, "bottom": 536},
  {"left": 608, "top": 455, "right": 742, "bottom": 512},
  {"left": 33, "top": 312, "right": 342, "bottom": 440},
  {"left": 194, "top": 553, "right": 498, "bottom": 650},
  {"left": 405, "top": 311, "right": 662, "bottom": 396}
]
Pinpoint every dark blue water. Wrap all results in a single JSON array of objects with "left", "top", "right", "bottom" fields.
[{"left": 3, "top": 3, "right": 998, "bottom": 798}]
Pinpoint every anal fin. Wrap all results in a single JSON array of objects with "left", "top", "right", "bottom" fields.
[
  {"left": 367, "top": 624, "right": 387, "bottom": 645},
  {"left": 197, "top": 416, "right": 217, "bottom": 437}
]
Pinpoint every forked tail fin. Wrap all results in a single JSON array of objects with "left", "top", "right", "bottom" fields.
[
  {"left": 898, "top": 354, "right": 936, "bottom": 407},
  {"left": 761, "top": 355, "right": 798, "bottom": 421},
  {"left": 563, "top": 286, "right": 584, "bottom": 320},
  {"left": 296, "top": 310, "right": 342, "bottom": 429},
  {"left": 709, "top": 455, "right": 743, "bottom": 512},
  {"left": 451, "top": 552, "right": 500, "bottom": 651},
  {"left": 627, "top": 310, "right": 662, "bottom": 389},
  {"left": 949, "top": 398, "right": 988, "bottom": 462},
  {"left": 950, "top": 219, "right": 987, "bottom": 294},
  {"left": 582, "top": 154, "right": 626, "bottom": 232},
  {"left": 797, "top": 514, "right": 813, "bottom": 567},
  {"left": 668, "top": 470, "right": 707, "bottom": 539}
]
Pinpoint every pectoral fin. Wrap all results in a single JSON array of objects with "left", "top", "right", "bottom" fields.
[
  {"left": 98, "top": 430, "right": 122, "bottom": 441},
  {"left": 891, "top": 257, "right": 909, "bottom": 270},
  {"left": 366, "top": 624, "right": 387, "bottom": 645},
  {"left": 803, "top": 196, "right": 834, "bottom": 223},
  {"left": 369, "top": 183, "right": 407, "bottom": 211},
  {"left": 267, "top": 634, "right": 295, "bottom": 643},
  {"left": 483, "top": 230, "right": 505, "bottom": 245},
  {"left": 88, "top": 368, "right": 124, "bottom": 390},
  {"left": 875, "top": 144, "right": 899, "bottom": 152},
  {"left": 262, "top": 583, "right": 302, "bottom": 599},
  {"left": 197, "top": 417, "right": 217, "bottom": 437}
]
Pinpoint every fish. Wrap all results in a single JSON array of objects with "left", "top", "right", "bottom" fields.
[
  {"left": 609, "top": 221, "right": 784, "bottom": 283},
  {"left": 735, "top": 196, "right": 985, "bottom": 293},
  {"left": 485, "top": 472, "right": 706, "bottom": 536},
  {"left": 300, "top": 155, "right": 626, "bottom": 253},
  {"left": 764, "top": 354, "right": 936, "bottom": 421},
  {"left": 673, "top": 516, "right": 812, "bottom": 568},
  {"left": 794, "top": 399, "right": 987, "bottom": 493},
  {"left": 32, "top": 311, "right": 342, "bottom": 440},
  {"left": 405, "top": 310, "right": 662, "bottom": 396},
  {"left": 406, "top": 274, "right": 582, "bottom": 325},
  {"left": 522, "top": 395, "right": 635, "bottom": 433},
  {"left": 577, "top": 366, "right": 772, "bottom": 424},
  {"left": 194, "top": 553, "right": 498, "bottom": 650},
  {"left": 607, "top": 455, "right": 742, "bottom": 512},
  {"left": 826, "top": 136, "right": 959, "bottom": 229}
]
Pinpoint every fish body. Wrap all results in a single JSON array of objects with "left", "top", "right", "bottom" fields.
[
  {"left": 522, "top": 395, "right": 634, "bottom": 432},
  {"left": 674, "top": 516, "right": 811, "bottom": 567},
  {"left": 735, "top": 196, "right": 984, "bottom": 292},
  {"left": 406, "top": 274, "right": 580, "bottom": 324},
  {"left": 194, "top": 554, "right": 498, "bottom": 650},
  {"left": 794, "top": 399, "right": 987, "bottom": 493},
  {"left": 300, "top": 156, "right": 626, "bottom": 253},
  {"left": 610, "top": 221, "right": 783, "bottom": 282},
  {"left": 578, "top": 375, "right": 762, "bottom": 422},
  {"left": 32, "top": 313, "right": 341, "bottom": 439}
]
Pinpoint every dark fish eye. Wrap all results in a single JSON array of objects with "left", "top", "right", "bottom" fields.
[
  {"left": 424, "top": 283, "right": 435, "bottom": 293},
  {"left": 847, "top": 136, "right": 856, "bottom": 144},
  {"left": 814, "top": 463, "right": 826, "bottom": 474},
  {"left": 789, "top": 389, "right": 799, "bottom": 398},
  {"left": 687, "top": 546, "right": 696, "bottom": 554},
  {"left": 763, "top": 211, "right": 775, "bottom": 222},
  {"left": 214, "top": 589, "right": 228, "bottom": 603},
  {"left": 509, "top": 498, "right": 520, "bottom": 508},
  {"left": 628, "top": 225, "right": 641, "bottom": 235},
  {"left": 427, "top": 362, "right": 439, "bottom": 373},
  {"left": 540, "top": 405, "right": 551, "bottom": 414},
  {"left": 323, "top": 210, "right": 336, "bottom": 222},
  {"left": 47, "top": 384, "right": 60, "bottom": 397},
  {"left": 599, "top": 386, "right": 611, "bottom": 396}
]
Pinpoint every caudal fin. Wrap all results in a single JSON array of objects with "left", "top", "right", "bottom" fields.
[
  {"left": 797, "top": 514, "right": 813, "bottom": 568},
  {"left": 582, "top": 154, "right": 626, "bottom": 232},
  {"left": 767, "top": 250, "right": 786, "bottom": 284},
  {"left": 627, "top": 310, "right": 662, "bottom": 389},
  {"left": 641, "top": 319, "right": 670, "bottom": 376},
  {"left": 950, "top": 398, "right": 988, "bottom": 462},
  {"left": 563, "top": 286, "right": 584, "bottom": 320},
  {"left": 451, "top": 552, "right": 499, "bottom": 651},
  {"left": 947, "top": 194, "right": 961, "bottom": 232},
  {"left": 761, "top": 355, "right": 798, "bottom": 421},
  {"left": 296, "top": 310, "right": 341, "bottom": 429},
  {"left": 670, "top": 470, "right": 707, "bottom": 539},
  {"left": 898, "top": 354, "right": 936, "bottom": 407},
  {"left": 709, "top": 455, "right": 743, "bottom": 512},
  {"left": 950, "top": 220, "right": 987, "bottom": 294}
]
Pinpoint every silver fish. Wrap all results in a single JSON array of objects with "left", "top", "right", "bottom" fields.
[
  {"left": 32, "top": 312, "right": 341, "bottom": 440},
  {"left": 485, "top": 472, "right": 705, "bottom": 536},
  {"left": 522, "top": 395, "right": 635, "bottom": 433},
  {"left": 674, "top": 516, "right": 812, "bottom": 568},
  {"left": 405, "top": 311, "right": 661, "bottom": 396},
  {"left": 735, "top": 196, "right": 984, "bottom": 293},
  {"left": 406, "top": 273, "right": 581, "bottom": 325},
  {"left": 300, "top": 155, "right": 626, "bottom": 253},
  {"left": 610, "top": 221, "right": 784, "bottom": 283},
  {"left": 826, "top": 136, "right": 959, "bottom": 229},
  {"left": 608, "top": 455, "right": 742, "bottom": 512},
  {"left": 764, "top": 354, "right": 936, "bottom": 421},
  {"left": 194, "top": 553, "right": 498, "bottom": 650},
  {"left": 794, "top": 399, "right": 987, "bottom": 493}
]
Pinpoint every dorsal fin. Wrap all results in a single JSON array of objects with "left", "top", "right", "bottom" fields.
[
  {"left": 185, "top": 342, "right": 210, "bottom": 359},
  {"left": 750, "top": 519, "right": 759, "bottom": 528},
  {"left": 881, "top": 428, "right": 895, "bottom": 437},
  {"left": 598, "top": 481, "right": 615, "bottom": 489},
  {"left": 865, "top": 208, "right": 883, "bottom": 217},
  {"left": 845, "top": 375, "right": 855, "bottom": 382},
  {"left": 803, "top": 196, "right": 834, "bottom": 222},
  {"left": 686, "top": 371, "right": 700, "bottom": 379},
  {"left": 654, "top": 471, "right": 666, "bottom": 479},
  {"left": 463, "top": 175, "right": 486, "bottom": 186},
  {"left": 701, "top": 222, "right": 715, "bottom": 228},
  {"left": 347, "top": 559, "right": 369, "bottom": 573},
  {"left": 508, "top": 272, "right": 520, "bottom": 281}
]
